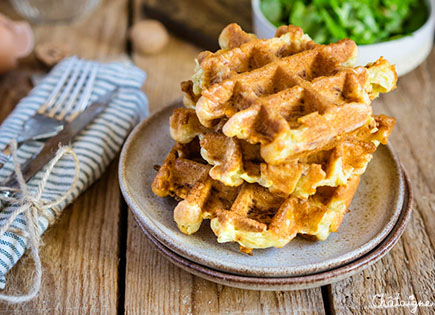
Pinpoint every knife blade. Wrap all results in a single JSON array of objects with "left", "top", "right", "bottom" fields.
[{"left": 4, "top": 88, "right": 118, "bottom": 188}]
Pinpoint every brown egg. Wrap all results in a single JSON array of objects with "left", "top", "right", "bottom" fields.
[
  {"left": 0, "top": 24, "right": 18, "bottom": 73},
  {"left": 0, "top": 14, "right": 34, "bottom": 74},
  {"left": 129, "top": 20, "right": 169, "bottom": 55}
]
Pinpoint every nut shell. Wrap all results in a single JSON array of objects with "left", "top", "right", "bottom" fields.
[{"left": 129, "top": 20, "right": 169, "bottom": 55}]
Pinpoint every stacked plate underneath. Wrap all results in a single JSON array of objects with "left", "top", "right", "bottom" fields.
[{"left": 119, "top": 103, "right": 412, "bottom": 290}]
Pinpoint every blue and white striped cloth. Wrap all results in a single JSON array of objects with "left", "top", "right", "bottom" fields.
[{"left": 0, "top": 58, "right": 148, "bottom": 288}]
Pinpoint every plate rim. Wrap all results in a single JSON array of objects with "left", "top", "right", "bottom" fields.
[
  {"left": 120, "top": 103, "right": 406, "bottom": 277},
  {"left": 133, "top": 170, "right": 412, "bottom": 291}
]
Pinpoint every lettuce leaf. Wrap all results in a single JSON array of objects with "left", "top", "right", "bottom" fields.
[{"left": 260, "top": 0, "right": 429, "bottom": 44}]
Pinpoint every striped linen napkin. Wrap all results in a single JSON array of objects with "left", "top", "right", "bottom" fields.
[{"left": 0, "top": 58, "right": 148, "bottom": 289}]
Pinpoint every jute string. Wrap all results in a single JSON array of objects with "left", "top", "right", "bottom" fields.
[{"left": 0, "top": 140, "right": 80, "bottom": 303}]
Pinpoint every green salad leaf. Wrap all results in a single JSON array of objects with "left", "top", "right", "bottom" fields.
[
  {"left": 260, "top": 0, "right": 283, "bottom": 25},
  {"left": 260, "top": 0, "right": 429, "bottom": 44}
]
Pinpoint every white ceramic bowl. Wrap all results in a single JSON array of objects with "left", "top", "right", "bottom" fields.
[{"left": 252, "top": 0, "right": 435, "bottom": 76}]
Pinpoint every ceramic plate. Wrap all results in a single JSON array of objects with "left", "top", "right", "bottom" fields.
[
  {"left": 119, "top": 102, "right": 405, "bottom": 277},
  {"left": 134, "top": 172, "right": 411, "bottom": 291}
]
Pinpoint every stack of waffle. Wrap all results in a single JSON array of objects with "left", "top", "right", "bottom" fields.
[{"left": 152, "top": 24, "right": 397, "bottom": 254}]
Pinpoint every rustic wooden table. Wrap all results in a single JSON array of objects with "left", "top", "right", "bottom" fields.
[{"left": 0, "top": 0, "right": 433, "bottom": 314}]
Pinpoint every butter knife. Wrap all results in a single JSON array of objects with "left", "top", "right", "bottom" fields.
[{"left": 3, "top": 88, "right": 118, "bottom": 189}]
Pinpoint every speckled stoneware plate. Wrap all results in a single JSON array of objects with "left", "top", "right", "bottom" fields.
[
  {"left": 119, "top": 103, "right": 405, "bottom": 277},
  {"left": 135, "top": 172, "right": 411, "bottom": 290}
]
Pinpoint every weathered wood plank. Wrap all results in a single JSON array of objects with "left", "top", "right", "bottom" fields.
[
  {"left": 125, "top": 215, "right": 326, "bottom": 315},
  {"left": 139, "top": 0, "right": 252, "bottom": 50},
  {"left": 0, "top": 0, "right": 128, "bottom": 313},
  {"left": 132, "top": 35, "right": 201, "bottom": 112},
  {"left": 329, "top": 49, "right": 435, "bottom": 315},
  {"left": 0, "top": 161, "right": 122, "bottom": 314}
]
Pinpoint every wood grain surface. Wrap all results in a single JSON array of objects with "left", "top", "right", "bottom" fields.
[
  {"left": 0, "top": 0, "right": 127, "bottom": 313},
  {"left": 140, "top": 0, "right": 252, "bottom": 50},
  {"left": 0, "top": 0, "right": 433, "bottom": 314}
]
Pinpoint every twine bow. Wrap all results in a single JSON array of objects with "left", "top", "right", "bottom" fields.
[{"left": 0, "top": 140, "right": 80, "bottom": 303}]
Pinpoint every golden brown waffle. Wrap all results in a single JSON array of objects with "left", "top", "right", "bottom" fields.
[
  {"left": 183, "top": 24, "right": 353, "bottom": 105},
  {"left": 211, "top": 175, "right": 361, "bottom": 252},
  {"left": 181, "top": 24, "right": 396, "bottom": 164},
  {"left": 152, "top": 139, "right": 362, "bottom": 252},
  {"left": 152, "top": 23, "right": 398, "bottom": 253},
  {"left": 222, "top": 58, "right": 396, "bottom": 164},
  {"left": 170, "top": 106, "right": 395, "bottom": 197}
]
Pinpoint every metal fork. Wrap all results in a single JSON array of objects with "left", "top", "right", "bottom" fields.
[{"left": 0, "top": 57, "right": 98, "bottom": 165}]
